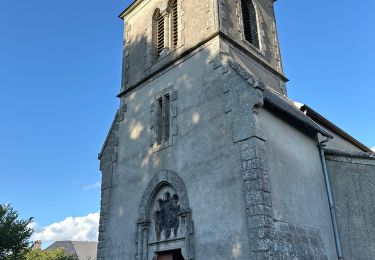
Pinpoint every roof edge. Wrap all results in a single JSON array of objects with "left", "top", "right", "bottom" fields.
[
  {"left": 324, "top": 148, "right": 375, "bottom": 160},
  {"left": 300, "top": 105, "right": 372, "bottom": 153},
  {"left": 98, "top": 110, "right": 119, "bottom": 160},
  {"left": 119, "top": 0, "right": 143, "bottom": 19},
  {"left": 263, "top": 88, "right": 333, "bottom": 139}
]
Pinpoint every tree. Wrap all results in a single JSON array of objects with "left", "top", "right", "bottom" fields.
[
  {"left": 0, "top": 204, "right": 34, "bottom": 260},
  {"left": 26, "top": 248, "right": 78, "bottom": 260}
]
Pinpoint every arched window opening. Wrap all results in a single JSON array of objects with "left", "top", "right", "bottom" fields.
[
  {"left": 241, "top": 0, "right": 259, "bottom": 49},
  {"left": 170, "top": 0, "right": 178, "bottom": 49},
  {"left": 153, "top": 9, "right": 165, "bottom": 58}
]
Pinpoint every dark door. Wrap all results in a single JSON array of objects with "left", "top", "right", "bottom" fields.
[{"left": 157, "top": 249, "right": 184, "bottom": 260}]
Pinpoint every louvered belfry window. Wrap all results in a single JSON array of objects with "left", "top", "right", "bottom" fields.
[
  {"left": 171, "top": 0, "right": 178, "bottom": 48},
  {"left": 241, "top": 0, "right": 259, "bottom": 49},
  {"left": 157, "top": 13, "right": 165, "bottom": 57}
]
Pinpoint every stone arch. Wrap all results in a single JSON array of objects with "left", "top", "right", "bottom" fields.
[
  {"left": 136, "top": 170, "right": 194, "bottom": 260},
  {"left": 138, "top": 170, "right": 190, "bottom": 221}
]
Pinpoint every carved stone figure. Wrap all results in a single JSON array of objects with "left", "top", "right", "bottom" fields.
[{"left": 154, "top": 192, "right": 181, "bottom": 240}]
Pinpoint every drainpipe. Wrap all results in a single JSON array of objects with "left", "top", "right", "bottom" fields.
[{"left": 318, "top": 137, "right": 344, "bottom": 260}]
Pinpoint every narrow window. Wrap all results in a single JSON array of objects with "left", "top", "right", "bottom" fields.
[
  {"left": 156, "top": 97, "right": 163, "bottom": 145},
  {"left": 157, "top": 13, "right": 165, "bottom": 57},
  {"left": 156, "top": 94, "right": 170, "bottom": 145},
  {"left": 171, "top": 0, "right": 178, "bottom": 48},
  {"left": 162, "top": 94, "right": 170, "bottom": 143},
  {"left": 241, "top": 0, "right": 259, "bottom": 48}
]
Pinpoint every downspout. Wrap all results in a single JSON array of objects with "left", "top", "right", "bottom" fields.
[{"left": 318, "top": 137, "right": 344, "bottom": 260}]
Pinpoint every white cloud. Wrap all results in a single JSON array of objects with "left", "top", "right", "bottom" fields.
[
  {"left": 32, "top": 212, "right": 99, "bottom": 244},
  {"left": 83, "top": 181, "right": 101, "bottom": 191},
  {"left": 371, "top": 146, "right": 375, "bottom": 152}
]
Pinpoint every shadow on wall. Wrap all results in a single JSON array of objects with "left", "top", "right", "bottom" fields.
[{"left": 114, "top": 28, "right": 220, "bottom": 176}]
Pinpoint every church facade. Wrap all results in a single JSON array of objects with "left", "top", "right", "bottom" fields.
[{"left": 97, "top": 0, "right": 375, "bottom": 259}]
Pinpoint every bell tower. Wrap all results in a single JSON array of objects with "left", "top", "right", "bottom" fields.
[{"left": 117, "top": 0, "right": 287, "bottom": 98}]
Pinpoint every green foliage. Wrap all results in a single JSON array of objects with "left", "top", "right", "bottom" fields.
[
  {"left": 0, "top": 204, "right": 33, "bottom": 260},
  {"left": 26, "top": 248, "right": 78, "bottom": 260}
]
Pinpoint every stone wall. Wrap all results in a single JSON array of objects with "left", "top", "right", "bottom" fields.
[
  {"left": 326, "top": 150, "right": 375, "bottom": 260},
  {"left": 98, "top": 38, "right": 255, "bottom": 259},
  {"left": 273, "top": 221, "right": 327, "bottom": 259},
  {"left": 258, "top": 107, "right": 337, "bottom": 259},
  {"left": 98, "top": 37, "right": 340, "bottom": 259}
]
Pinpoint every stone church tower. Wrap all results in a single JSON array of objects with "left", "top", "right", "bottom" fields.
[{"left": 98, "top": 0, "right": 375, "bottom": 259}]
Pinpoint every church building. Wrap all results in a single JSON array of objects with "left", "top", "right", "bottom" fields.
[{"left": 97, "top": 0, "right": 375, "bottom": 259}]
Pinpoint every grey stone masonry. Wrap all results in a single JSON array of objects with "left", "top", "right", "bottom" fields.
[
  {"left": 226, "top": 56, "right": 331, "bottom": 260},
  {"left": 273, "top": 221, "right": 328, "bottom": 260},
  {"left": 240, "top": 135, "right": 328, "bottom": 260},
  {"left": 325, "top": 149, "right": 375, "bottom": 259},
  {"left": 97, "top": 106, "right": 125, "bottom": 260},
  {"left": 240, "top": 137, "right": 273, "bottom": 259}
]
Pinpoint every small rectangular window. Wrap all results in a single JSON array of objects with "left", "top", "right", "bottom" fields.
[
  {"left": 156, "top": 94, "right": 170, "bottom": 145},
  {"left": 163, "top": 94, "right": 170, "bottom": 143}
]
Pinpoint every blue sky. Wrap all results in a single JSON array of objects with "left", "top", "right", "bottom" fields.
[{"left": 1, "top": 0, "right": 374, "bottom": 243}]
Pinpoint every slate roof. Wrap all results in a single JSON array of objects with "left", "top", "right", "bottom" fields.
[
  {"left": 45, "top": 241, "right": 97, "bottom": 260},
  {"left": 263, "top": 86, "right": 333, "bottom": 138}
]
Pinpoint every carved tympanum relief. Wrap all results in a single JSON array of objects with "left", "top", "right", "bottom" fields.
[
  {"left": 149, "top": 185, "right": 184, "bottom": 244},
  {"left": 154, "top": 191, "right": 181, "bottom": 240}
]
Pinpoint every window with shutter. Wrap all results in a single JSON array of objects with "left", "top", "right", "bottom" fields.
[
  {"left": 157, "top": 13, "right": 165, "bottom": 57},
  {"left": 241, "top": 0, "right": 259, "bottom": 49},
  {"left": 171, "top": 0, "right": 178, "bottom": 49}
]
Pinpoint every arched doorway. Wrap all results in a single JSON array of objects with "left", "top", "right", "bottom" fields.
[{"left": 136, "top": 170, "right": 194, "bottom": 260}]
